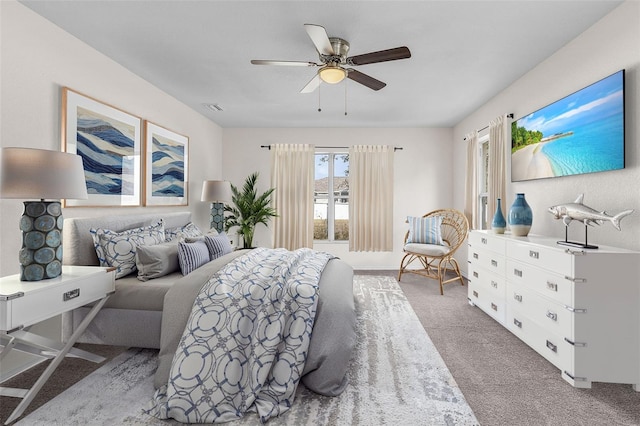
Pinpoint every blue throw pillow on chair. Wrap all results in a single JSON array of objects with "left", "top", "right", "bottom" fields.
[{"left": 406, "top": 216, "right": 444, "bottom": 245}]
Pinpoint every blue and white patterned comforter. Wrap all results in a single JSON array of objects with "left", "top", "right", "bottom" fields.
[{"left": 147, "top": 247, "right": 334, "bottom": 423}]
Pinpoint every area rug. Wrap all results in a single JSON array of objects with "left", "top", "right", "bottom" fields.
[{"left": 18, "top": 276, "right": 478, "bottom": 425}]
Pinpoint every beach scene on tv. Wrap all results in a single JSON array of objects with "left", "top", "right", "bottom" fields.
[{"left": 511, "top": 70, "right": 624, "bottom": 182}]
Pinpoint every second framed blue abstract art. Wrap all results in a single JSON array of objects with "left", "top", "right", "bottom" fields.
[{"left": 143, "top": 121, "right": 189, "bottom": 206}]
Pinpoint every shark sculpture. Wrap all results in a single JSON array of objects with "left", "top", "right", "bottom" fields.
[{"left": 548, "top": 194, "right": 633, "bottom": 231}]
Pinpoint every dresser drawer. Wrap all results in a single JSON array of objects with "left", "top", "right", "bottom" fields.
[
  {"left": 507, "top": 240, "right": 573, "bottom": 276},
  {"left": 469, "top": 248, "right": 505, "bottom": 276},
  {"left": 506, "top": 259, "right": 574, "bottom": 307},
  {"left": 469, "top": 264, "right": 505, "bottom": 299},
  {"left": 469, "top": 279, "right": 506, "bottom": 324},
  {"left": 469, "top": 232, "right": 506, "bottom": 256},
  {"left": 507, "top": 306, "right": 574, "bottom": 373},
  {"left": 507, "top": 281, "right": 574, "bottom": 340}
]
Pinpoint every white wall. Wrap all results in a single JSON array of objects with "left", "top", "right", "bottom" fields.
[
  {"left": 453, "top": 1, "right": 640, "bottom": 268},
  {"left": 0, "top": 1, "right": 223, "bottom": 378},
  {"left": 222, "top": 127, "right": 453, "bottom": 269},
  {"left": 0, "top": 1, "right": 224, "bottom": 278}
]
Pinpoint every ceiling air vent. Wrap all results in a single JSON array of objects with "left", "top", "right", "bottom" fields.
[{"left": 203, "top": 103, "right": 224, "bottom": 112}]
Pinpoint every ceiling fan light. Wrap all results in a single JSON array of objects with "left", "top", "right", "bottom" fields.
[{"left": 319, "top": 66, "right": 346, "bottom": 84}]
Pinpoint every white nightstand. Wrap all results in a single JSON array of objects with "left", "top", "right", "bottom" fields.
[{"left": 0, "top": 266, "right": 115, "bottom": 424}]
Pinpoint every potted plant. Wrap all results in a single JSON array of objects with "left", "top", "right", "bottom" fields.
[{"left": 223, "top": 172, "right": 277, "bottom": 248}]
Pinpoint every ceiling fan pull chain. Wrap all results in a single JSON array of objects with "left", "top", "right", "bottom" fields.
[
  {"left": 344, "top": 81, "right": 348, "bottom": 116},
  {"left": 318, "top": 82, "right": 322, "bottom": 112}
]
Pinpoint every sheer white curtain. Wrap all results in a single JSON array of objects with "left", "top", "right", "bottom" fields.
[
  {"left": 487, "top": 114, "right": 509, "bottom": 223},
  {"left": 270, "top": 144, "right": 314, "bottom": 250},
  {"left": 464, "top": 131, "right": 480, "bottom": 230},
  {"left": 349, "top": 145, "right": 394, "bottom": 252}
]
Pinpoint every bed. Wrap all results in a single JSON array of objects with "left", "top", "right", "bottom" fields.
[{"left": 62, "top": 212, "right": 356, "bottom": 422}]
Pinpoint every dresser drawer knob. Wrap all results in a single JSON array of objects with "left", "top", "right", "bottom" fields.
[
  {"left": 491, "top": 303, "right": 498, "bottom": 311},
  {"left": 546, "top": 281, "right": 558, "bottom": 292},
  {"left": 513, "top": 269, "right": 523, "bottom": 277},
  {"left": 546, "top": 311, "right": 558, "bottom": 321},
  {"left": 473, "top": 253, "right": 478, "bottom": 259},
  {"left": 491, "top": 280, "right": 498, "bottom": 289},
  {"left": 513, "top": 318, "right": 522, "bottom": 328},
  {"left": 546, "top": 340, "right": 558, "bottom": 353},
  {"left": 491, "top": 259, "right": 498, "bottom": 267},
  {"left": 473, "top": 271, "right": 478, "bottom": 278},
  {"left": 473, "top": 290, "right": 479, "bottom": 298},
  {"left": 513, "top": 293, "right": 522, "bottom": 302},
  {"left": 63, "top": 288, "right": 80, "bottom": 301},
  {"left": 481, "top": 237, "right": 487, "bottom": 244},
  {"left": 529, "top": 250, "right": 539, "bottom": 259}
]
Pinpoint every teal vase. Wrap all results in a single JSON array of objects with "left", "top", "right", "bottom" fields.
[
  {"left": 508, "top": 193, "right": 533, "bottom": 236},
  {"left": 491, "top": 198, "right": 506, "bottom": 234}
]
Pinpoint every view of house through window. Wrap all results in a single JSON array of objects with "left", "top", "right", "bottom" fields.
[{"left": 314, "top": 153, "right": 349, "bottom": 241}]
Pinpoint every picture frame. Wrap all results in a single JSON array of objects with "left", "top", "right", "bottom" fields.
[
  {"left": 143, "top": 121, "right": 189, "bottom": 206},
  {"left": 61, "top": 87, "right": 142, "bottom": 207}
]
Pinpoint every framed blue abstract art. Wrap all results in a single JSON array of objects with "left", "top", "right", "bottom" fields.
[
  {"left": 143, "top": 121, "right": 189, "bottom": 206},
  {"left": 62, "top": 87, "right": 142, "bottom": 207}
]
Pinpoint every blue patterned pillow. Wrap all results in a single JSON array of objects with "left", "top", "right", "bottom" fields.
[
  {"left": 90, "top": 220, "right": 165, "bottom": 279},
  {"left": 204, "top": 232, "right": 233, "bottom": 260},
  {"left": 178, "top": 240, "right": 210, "bottom": 275},
  {"left": 406, "top": 216, "right": 444, "bottom": 245},
  {"left": 165, "top": 222, "right": 204, "bottom": 242}
]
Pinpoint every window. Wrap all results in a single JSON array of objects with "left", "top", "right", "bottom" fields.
[
  {"left": 478, "top": 134, "right": 490, "bottom": 230},
  {"left": 314, "top": 153, "right": 349, "bottom": 241}
]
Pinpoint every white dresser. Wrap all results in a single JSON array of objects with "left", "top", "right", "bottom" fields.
[{"left": 468, "top": 230, "right": 640, "bottom": 390}]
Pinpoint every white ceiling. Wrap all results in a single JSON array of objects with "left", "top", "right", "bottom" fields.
[{"left": 20, "top": 1, "right": 622, "bottom": 128}]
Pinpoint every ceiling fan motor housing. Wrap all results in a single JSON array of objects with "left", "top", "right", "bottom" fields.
[{"left": 320, "top": 37, "right": 350, "bottom": 64}]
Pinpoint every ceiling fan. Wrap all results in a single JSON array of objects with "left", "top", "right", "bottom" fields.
[{"left": 251, "top": 24, "right": 411, "bottom": 93}]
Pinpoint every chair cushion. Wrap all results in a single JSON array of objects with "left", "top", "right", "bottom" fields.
[
  {"left": 404, "top": 243, "right": 450, "bottom": 257},
  {"left": 406, "top": 216, "right": 444, "bottom": 245}
]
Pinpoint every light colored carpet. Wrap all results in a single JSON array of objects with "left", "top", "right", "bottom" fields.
[{"left": 18, "top": 275, "right": 478, "bottom": 425}]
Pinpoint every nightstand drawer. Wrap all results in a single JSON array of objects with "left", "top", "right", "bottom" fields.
[{"left": 0, "top": 266, "right": 114, "bottom": 330}]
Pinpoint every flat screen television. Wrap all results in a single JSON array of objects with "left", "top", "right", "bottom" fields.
[{"left": 511, "top": 69, "right": 624, "bottom": 182}]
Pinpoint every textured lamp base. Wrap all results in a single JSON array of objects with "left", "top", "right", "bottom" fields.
[
  {"left": 210, "top": 202, "right": 225, "bottom": 233},
  {"left": 19, "top": 201, "right": 63, "bottom": 281}
]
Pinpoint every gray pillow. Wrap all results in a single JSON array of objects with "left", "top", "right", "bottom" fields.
[{"left": 136, "top": 241, "right": 180, "bottom": 281}]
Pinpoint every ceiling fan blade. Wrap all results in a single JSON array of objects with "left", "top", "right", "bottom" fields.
[
  {"left": 251, "top": 60, "right": 318, "bottom": 67},
  {"left": 300, "top": 74, "right": 322, "bottom": 93},
  {"left": 347, "top": 46, "right": 411, "bottom": 66},
  {"left": 347, "top": 69, "right": 386, "bottom": 91},
  {"left": 304, "top": 24, "right": 334, "bottom": 56}
]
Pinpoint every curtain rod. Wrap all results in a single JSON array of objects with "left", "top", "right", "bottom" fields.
[
  {"left": 464, "top": 113, "right": 514, "bottom": 141},
  {"left": 260, "top": 145, "right": 403, "bottom": 151}
]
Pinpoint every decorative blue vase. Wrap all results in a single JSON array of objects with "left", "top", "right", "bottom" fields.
[
  {"left": 508, "top": 193, "right": 533, "bottom": 236},
  {"left": 491, "top": 198, "right": 506, "bottom": 234}
]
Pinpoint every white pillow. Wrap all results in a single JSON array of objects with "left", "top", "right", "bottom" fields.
[{"left": 90, "top": 220, "right": 165, "bottom": 279}]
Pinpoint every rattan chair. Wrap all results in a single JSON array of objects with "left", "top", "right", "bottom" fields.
[{"left": 398, "top": 209, "right": 469, "bottom": 295}]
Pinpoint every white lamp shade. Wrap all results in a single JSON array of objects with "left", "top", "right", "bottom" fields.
[
  {"left": 201, "top": 180, "right": 231, "bottom": 202},
  {"left": 0, "top": 147, "right": 88, "bottom": 200}
]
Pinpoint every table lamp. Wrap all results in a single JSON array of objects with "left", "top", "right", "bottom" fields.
[
  {"left": 201, "top": 180, "right": 231, "bottom": 233},
  {"left": 0, "top": 147, "right": 88, "bottom": 281}
]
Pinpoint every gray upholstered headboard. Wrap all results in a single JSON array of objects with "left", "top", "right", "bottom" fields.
[{"left": 63, "top": 212, "right": 192, "bottom": 266}]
